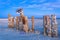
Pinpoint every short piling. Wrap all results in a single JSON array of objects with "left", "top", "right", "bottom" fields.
[
  {"left": 8, "top": 17, "right": 14, "bottom": 28},
  {"left": 31, "top": 16, "right": 34, "bottom": 32}
]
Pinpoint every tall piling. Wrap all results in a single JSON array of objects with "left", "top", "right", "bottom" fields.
[
  {"left": 23, "top": 16, "right": 29, "bottom": 32},
  {"left": 31, "top": 16, "right": 34, "bottom": 32},
  {"left": 18, "top": 8, "right": 24, "bottom": 30},
  {"left": 19, "top": 8, "right": 24, "bottom": 23},
  {"left": 43, "top": 15, "right": 51, "bottom": 36},
  {"left": 51, "top": 15, "right": 58, "bottom": 37},
  {"left": 43, "top": 16, "right": 47, "bottom": 36},
  {"left": 47, "top": 16, "right": 51, "bottom": 37}
]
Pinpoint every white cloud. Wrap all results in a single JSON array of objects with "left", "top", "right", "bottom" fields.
[
  {"left": 26, "top": 3, "right": 54, "bottom": 10},
  {"left": 39, "top": 0, "right": 46, "bottom": 2},
  {"left": 41, "top": 7, "right": 54, "bottom": 10},
  {"left": 0, "top": 0, "right": 11, "bottom": 5},
  {"left": 20, "top": 0, "right": 27, "bottom": 4},
  {"left": 12, "top": 6, "right": 22, "bottom": 9},
  {"left": 31, "top": 0, "right": 46, "bottom": 3},
  {"left": 12, "top": 0, "right": 60, "bottom": 11},
  {"left": 26, "top": 4, "right": 41, "bottom": 8},
  {"left": 52, "top": 4, "right": 60, "bottom": 8}
]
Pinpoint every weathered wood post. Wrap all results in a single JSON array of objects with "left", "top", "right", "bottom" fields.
[
  {"left": 16, "top": 8, "right": 29, "bottom": 32},
  {"left": 43, "top": 16, "right": 47, "bottom": 36},
  {"left": 8, "top": 14, "right": 11, "bottom": 27},
  {"left": 15, "top": 16, "right": 19, "bottom": 30},
  {"left": 31, "top": 16, "right": 34, "bottom": 32},
  {"left": 23, "top": 16, "right": 29, "bottom": 32},
  {"left": 47, "top": 16, "right": 51, "bottom": 37},
  {"left": 51, "top": 15, "right": 58, "bottom": 37},
  {"left": 10, "top": 17, "right": 14, "bottom": 28},
  {"left": 8, "top": 16, "right": 14, "bottom": 28},
  {"left": 43, "top": 15, "right": 51, "bottom": 36},
  {"left": 16, "top": 8, "right": 24, "bottom": 22},
  {"left": 16, "top": 8, "right": 24, "bottom": 30},
  {"left": 12, "top": 17, "right": 14, "bottom": 28},
  {"left": 8, "top": 14, "right": 14, "bottom": 28}
]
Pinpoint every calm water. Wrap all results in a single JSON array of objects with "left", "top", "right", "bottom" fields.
[{"left": 0, "top": 19, "right": 60, "bottom": 40}]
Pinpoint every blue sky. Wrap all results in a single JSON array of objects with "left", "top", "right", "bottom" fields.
[{"left": 0, "top": 0, "right": 60, "bottom": 18}]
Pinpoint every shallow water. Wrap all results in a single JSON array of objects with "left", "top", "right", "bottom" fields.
[{"left": 0, "top": 19, "right": 60, "bottom": 40}]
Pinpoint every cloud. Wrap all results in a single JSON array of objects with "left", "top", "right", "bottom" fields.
[
  {"left": 52, "top": 4, "right": 60, "bottom": 8},
  {"left": 39, "top": 0, "right": 46, "bottom": 2},
  {"left": 41, "top": 7, "right": 54, "bottom": 10},
  {"left": 26, "top": 0, "right": 60, "bottom": 10},
  {"left": 25, "top": 3, "right": 54, "bottom": 10},
  {"left": 20, "top": 0, "right": 27, "bottom": 4},
  {"left": 51, "top": 2, "right": 60, "bottom": 8},
  {"left": 31, "top": 0, "right": 46, "bottom": 3},
  {"left": 0, "top": 0, "right": 11, "bottom": 5},
  {"left": 26, "top": 4, "right": 41, "bottom": 8},
  {"left": 12, "top": 6, "right": 22, "bottom": 9},
  {"left": 12, "top": 0, "right": 60, "bottom": 11}
]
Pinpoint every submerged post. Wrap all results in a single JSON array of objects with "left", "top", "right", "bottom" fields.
[
  {"left": 51, "top": 15, "right": 58, "bottom": 37},
  {"left": 31, "top": 16, "right": 34, "bottom": 32},
  {"left": 43, "top": 16, "right": 47, "bottom": 36}
]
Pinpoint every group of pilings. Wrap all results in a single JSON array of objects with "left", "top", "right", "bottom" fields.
[
  {"left": 43, "top": 15, "right": 58, "bottom": 37},
  {"left": 8, "top": 14, "right": 58, "bottom": 37},
  {"left": 8, "top": 8, "right": 58, "bottom": 37},
  {"left": 8, "top": 14, "right": 34, "bottom": 33}
]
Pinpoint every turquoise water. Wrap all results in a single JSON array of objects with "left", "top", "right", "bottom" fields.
[{"left": 0, "top": 19, "right": 60, "bottom": 40}]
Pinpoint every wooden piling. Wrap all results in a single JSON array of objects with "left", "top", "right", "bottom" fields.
[
  {"left": 15, "top": 16, "right": 19, "bottom": 30},
  {"left": 31, "top": 16, "right": 34, "bottom": 32},
  {"left": 51, "top": 15, "right": 58, "bottom": 37},
  {"left": 43, "top": 16, "right": 47, "bottom": 36},
  {"left": 8, "top": 14, "right": 11, "bottom": 27},
  {"left": 17, "top": 8, "right": 24, "bottom": 30},
  {"left": 10, "top": 17, "right": 14, "bottom": 28},
  {"left": 8, "top": 17, "right": 14, "bottom": 28},
  {"left": 46, "top": 16, "right": 51, "bottom": 37},
  {"left": 23, "top": 16, "right": 29, "bottom": 32},
  {"left": 43, "top": 15, "right": 51, "bottom": 36}
]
